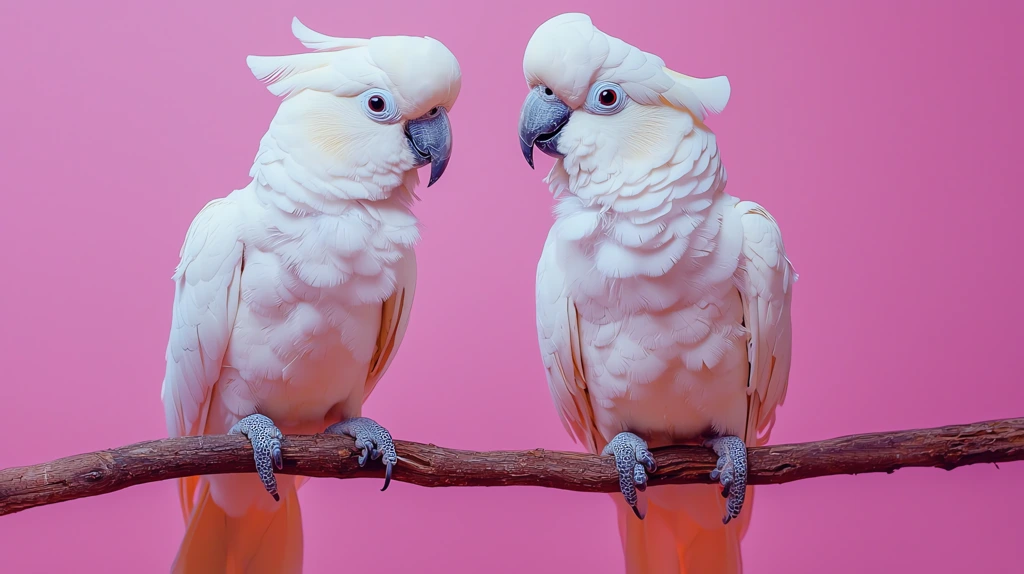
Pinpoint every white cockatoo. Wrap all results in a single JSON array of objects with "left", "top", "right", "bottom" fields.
[
  {"left": 519, "top": 13, "right": 796, "bottom": 574},
  {"left": 160, "top": 17, "right": 460, "bottom": 573}
]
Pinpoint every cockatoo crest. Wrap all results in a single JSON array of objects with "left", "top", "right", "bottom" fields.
[
  {"left": 247, "top": 17, "right": 461, "bottom": 119},
  {"left": 523, "top": 13, "right": 729, "bottom": 119}
]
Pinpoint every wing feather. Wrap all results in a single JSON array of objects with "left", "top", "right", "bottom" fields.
[
  {"left": 363, "top": 252, "right": 417, "bottom": 401},
  {"left": 735, "top": 201, "right": 797, "bottom": 447},
  {"left": 536, "top": 231, "right": 601, "bottom": 454},
  {"left": 159, "top": 198, "right": 244, "bottom": 520}
]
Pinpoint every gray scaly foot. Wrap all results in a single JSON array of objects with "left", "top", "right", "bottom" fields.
[
  {"left": 325, "top": 417, "right": 398, "bottom": 491},
  {"left": 704, "top": 435, "right": 748, "bottom": 524},
  {"left": 229, "top": 414, "right": 285, "bottom": 501},
  {"left": 602, "top": 431, "right": 657, "bottom": 520}
]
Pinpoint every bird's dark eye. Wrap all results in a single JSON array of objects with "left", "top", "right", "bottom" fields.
[
  {"left": 429, "top": 107, "right": 439, "bottom": 116},
  {"left": 544, "top": 87, "right": 554, "bottom": 96},
  {"left": 368, "top": 95, "right": 386, "bottom": 113},
  {"left": 361, "top": 89, "right": 399, "bottom": 123},
  {"left": 586, "top": 82, "right": 626, "bottom": 115},
  {"left": 599, "top": 89, "right": 617, "bottom": 107}
]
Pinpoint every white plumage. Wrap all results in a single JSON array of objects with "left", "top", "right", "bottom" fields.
[
  {"left": 525, "top": 13, "right": 796, "bottom": 574},
  {"left": 160, "top": 17, "right": 460, "bottom": 573}
]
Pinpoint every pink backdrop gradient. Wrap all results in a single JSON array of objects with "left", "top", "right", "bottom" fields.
[{"left": 1, "top": 0, "right": 1022, "bottom": 572}]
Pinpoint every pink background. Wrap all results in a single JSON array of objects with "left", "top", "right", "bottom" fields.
[{"left": 1, "top": 1, "right": 1022, "bottom": 572}]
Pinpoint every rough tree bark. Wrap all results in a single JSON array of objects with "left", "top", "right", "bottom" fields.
[{"left": 1, "top": 418, "right": 1021, "bottom": 517}]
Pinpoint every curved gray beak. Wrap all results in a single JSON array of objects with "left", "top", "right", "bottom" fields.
[
  {"left": 406, "top": 106, "right": 453, "bottom": 187},
  {"left": 518, "top": 85, "right": 572, "bottom": 169}
]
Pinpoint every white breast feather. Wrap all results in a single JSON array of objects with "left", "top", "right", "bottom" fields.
[{"left": 537, "top": 117, "right": 795, "bottom": 449}]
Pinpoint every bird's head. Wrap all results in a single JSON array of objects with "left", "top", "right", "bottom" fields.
[
  {"left": 518, "top": 13, "right": 730, "bottom": 186},
  {"left": 249, "top": 18, "right": 461, "bottom": 195}
]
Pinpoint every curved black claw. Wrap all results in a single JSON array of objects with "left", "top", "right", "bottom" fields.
[
  {"left": 705, "top": 435, "right": 748, "bottom": 524},
  {"left": 603, "top": 432, "right": 657, "bottom": 520},
  {"left": 229, "top": 414, "right": 285, "bottom": 501},
  {"left": 326, "top": 417, "right": 398, "bottom": 492}
]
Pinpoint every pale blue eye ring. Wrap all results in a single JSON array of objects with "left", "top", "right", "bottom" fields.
[
  {"left": 584, "top": 81, "right": 628, "bottom": 115},
  {"left": 361, "top": 89, "right": 401, "bottom": 123}
]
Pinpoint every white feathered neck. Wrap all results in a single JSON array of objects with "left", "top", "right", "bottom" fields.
[{"left": 546, "top": 116, "right": 729, "bottom": 280}]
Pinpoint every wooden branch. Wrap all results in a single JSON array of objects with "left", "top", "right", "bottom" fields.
[{"left": 2, "top": 418, "right": 1022, "bottom": 517}]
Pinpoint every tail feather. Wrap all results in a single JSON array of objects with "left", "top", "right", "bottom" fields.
[
  {"left": 178, "top": 475, "right": 200, "bottom": 524},
  {"left": 172, "top": 479, "right": 303, "bottom": 574},
  {"left": 617, "top": 485, "right": 753, "bottom": 574}
]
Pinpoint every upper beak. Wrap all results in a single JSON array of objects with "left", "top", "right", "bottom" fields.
[
  {"left": 518, "top": 85, "right": 572, "bottom": 169},
  {"left": 406, "top": 106, "right": 453, "bottom": 187}
]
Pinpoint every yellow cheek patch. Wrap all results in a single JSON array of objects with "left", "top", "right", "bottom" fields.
[
  {"left": 302, "top": 98, "right": 380, "bottom": 160},
  {"left": 621, "top": 105, "right": 689, "bottom": 160}
]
